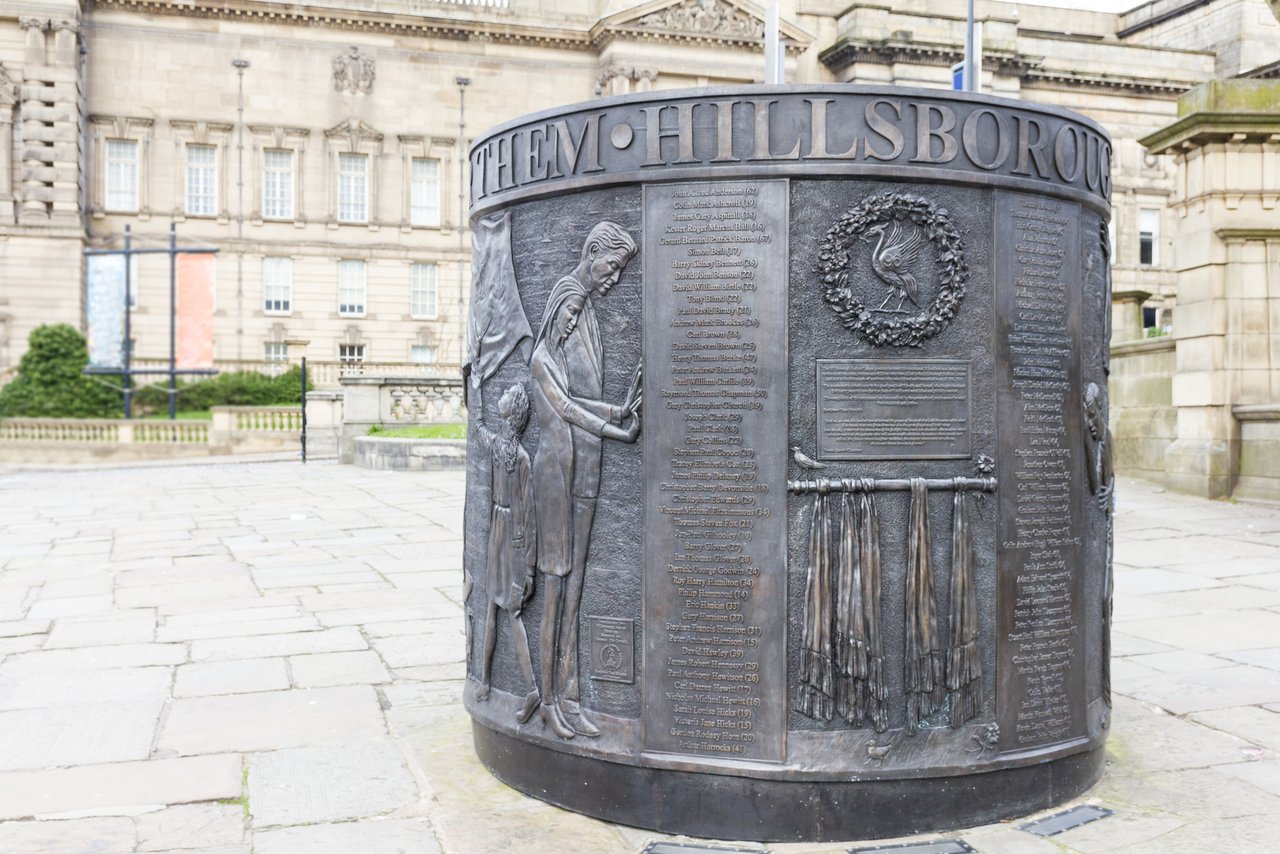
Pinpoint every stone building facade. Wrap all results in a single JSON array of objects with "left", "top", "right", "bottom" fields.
[{"left": 0, "top": 0, "right": 1276, "bottom": 378}]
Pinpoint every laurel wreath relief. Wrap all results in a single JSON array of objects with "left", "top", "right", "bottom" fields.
[{"left": 818, "top": 192, "right": 969, "bottom": 348}]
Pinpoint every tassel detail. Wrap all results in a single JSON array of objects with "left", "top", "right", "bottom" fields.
[
  {"left": 835, "top": 494, "right": 868, "bottom": 724},
  {"left": 861, "top": 490, "right": 888, "bottom": 733},
  {"left": 795, "top": 494, "right": 835, "bottom": 721},
  {"left": 905, "top": 478, "right": 944, "bottom": 735},
  {"left": 946, "top": 487, "right": 982, "bottom": 727}
]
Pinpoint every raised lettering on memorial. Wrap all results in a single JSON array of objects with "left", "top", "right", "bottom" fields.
[
  {"left": 643, "top": 179, "right": 788, "bottom": 762},
  {"left": 994, "top": 191, "right": 1087, "bottom": 752}
]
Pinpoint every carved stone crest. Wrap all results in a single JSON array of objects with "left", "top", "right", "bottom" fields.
[
  {"left": 818, "top": 192, "right": 968, "bottom": 348},
  {"left": 0, "top": 65, "right": 15, "bottom": 104},
  {"left": 333, "top": 46, "right": 375, "bottom": 95},
  {"left": 634, "top": 0, "right": 764, "bottom": 39}
]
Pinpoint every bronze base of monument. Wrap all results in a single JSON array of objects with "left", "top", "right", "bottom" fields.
[{"left": 473, "top": 722, "right": 1106, "bottom": 843}]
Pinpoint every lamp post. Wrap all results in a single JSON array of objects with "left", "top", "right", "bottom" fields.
[
  {"left": 456, "top": 76, "right": 470, "bottom": 374},
  {"left": 232, "top": 58, "right": 249, "bottom": 362}
]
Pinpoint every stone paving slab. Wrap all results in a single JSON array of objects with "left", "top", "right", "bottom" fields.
[
  {"left": 188, "top": 626, "right": 367, "bottom": 662},
  {"left": 174, "top": 659, "right": 291, "bottom": 698},
  {"left": 0, "top": 701, "right": 165, "bottom": 771},
  {"left": 2, "top": 465, "right": 1279, "bottom": 852},
  {"left": 158, "top": 686, "right": 387, "bottom": 755},
  {"left": 0, "top": 754, "right": 243, "bottom": 819},
  {"left": 253, "top": 818, "right": 441, "bottom": 854},
  {"left": 289, "top": 650, "right": 392, "bottom": 688},
  {"left": 0, "top": 666, "right": 171, "bottom": 711},
  {"left": 247, "top": 740, "right": 420, "bottom": 827},
  {"left": 135, "top": 803, "right": 247, "bottom": 851},
  {"left": 0, "top": 816, "right": 137, "bottom": 854}
]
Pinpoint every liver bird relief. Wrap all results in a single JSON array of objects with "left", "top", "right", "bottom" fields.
[{"left": 862, "top": 219, "right": 928, "bottom": 313}]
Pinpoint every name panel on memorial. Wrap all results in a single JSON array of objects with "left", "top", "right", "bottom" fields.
[
  {"left": 994, "top": 190, "right": 1087, "bottom": 752},
  {"left": 817, "top": 359, "right": 971, "bottom": 460},
  {"left": 642, "top": 179, "right": 789, "bottom": 763}
]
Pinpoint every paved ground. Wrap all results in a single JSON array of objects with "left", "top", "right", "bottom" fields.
[{"left": 0, "top": 461, "right": 1278, "bottom": 853}]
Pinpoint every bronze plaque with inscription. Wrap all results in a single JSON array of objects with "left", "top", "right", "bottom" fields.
[
  {"left": 817, "top": 359, "right": 971, "bottom": 460},
  {"left": 462, "top": 86, "right": 1113, "bottom": 843},
  {"left": 590, "top": 617, "right": 635, "bottom": 684}
]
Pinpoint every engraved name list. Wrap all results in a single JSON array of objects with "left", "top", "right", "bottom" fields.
[
  {"left": 994, "top": 191, "right": 1087, "bottom": 752},
  {"left": 642, "top": 180, "right": 789, "bottom": 763}
]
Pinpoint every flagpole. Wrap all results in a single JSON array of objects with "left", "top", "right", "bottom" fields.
[
  {"left": 965, "top": 0, "right": 976, "bottom": 92},
  {"left": 765, "top": 3, "right": 782, "bottom": 84}
]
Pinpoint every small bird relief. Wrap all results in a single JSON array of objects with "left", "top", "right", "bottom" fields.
[
  {"left": 791, "top": 456, "right": 995, "bottom": 739},
  {"left": 818, "top": 192, "right": 969, "bottom": 348}
]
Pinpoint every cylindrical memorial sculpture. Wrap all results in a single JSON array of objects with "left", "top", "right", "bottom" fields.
[{"left": 462, "top": 85, "right": 1114, "bottom": 842}]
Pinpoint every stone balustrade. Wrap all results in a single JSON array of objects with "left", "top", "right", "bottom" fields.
[
  {"left": 336, "top": 375, "right": 466, "bottom": 463},
  {"left": 0, "top": 405, "right": 312, "bottom": 463}
]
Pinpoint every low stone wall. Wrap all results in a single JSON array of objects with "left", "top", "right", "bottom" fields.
[
  {"left": 209, "top": 406, "right": 301, "bottom": 455},
  {"left": 0, "top": 418, "right": 215, "bottom": 464},
  {"left": 338, "top": 375, "right": 465, "bottom": 463},
  {"left": 0, "top": 405, "right": 310, "bottom": 464},
  {"left": 1110, "top": 338, "right": 1176, "bottom": 482},
  {"left": 352, "top": 437, "right": 466, "bottom": 471},
  {"left": 1234, "top": 405, "right": 1280, "bottom": 503}
]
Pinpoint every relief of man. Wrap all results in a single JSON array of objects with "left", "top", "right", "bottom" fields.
[
  {"left": 529, "top": 222, "right": 641, "bottom": 739},
  {"left": 1083, "top": 381, "right": 1115, "bottom": 707}
]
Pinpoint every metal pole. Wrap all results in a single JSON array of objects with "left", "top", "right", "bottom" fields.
[
  {"left": 456, "top": 76, "right": 470, "bottom": 375},
  {"left": 301, "top": 356, "right": 308, "bottom": 464},
  {"left": 233, "top": 59, "right": 249, "bottom": 362},
  {"left": 765, "top": 3, "right": 782, "bottom": 85},
  {"left": 168, "top": 221, "right": 177, "bottom": 420},
  {"left": 965, "top": 0, "right": 977, "bottom": 92},
  {"left": 123, "top": 224, "right": 133, "bottom": 419}
]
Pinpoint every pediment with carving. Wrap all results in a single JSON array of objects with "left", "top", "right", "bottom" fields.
[
  {"left": 324, "top": 119, "right": 384, "bottom": 151},
  {"left": 593, "top": 0, "right": 811, "bottom": 51}
]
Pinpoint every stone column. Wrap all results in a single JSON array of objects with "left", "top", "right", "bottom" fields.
[
  {"left": 0, "top": 68, "right": 15, "bottom": 223},
  {"left": 1141, "top": 79, "right": 1280, "bottom": 498},
  {"left": 17, "top": 15, "right": 82, "bottom": 226},
  {"left": 1111, "top": 289, "right": 1152, "bottom": 343}
]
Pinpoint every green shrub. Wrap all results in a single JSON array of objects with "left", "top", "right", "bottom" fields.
[
  {"left": 135, "top": 365, "right": 310, "bottom": 414},
  {"left": 0, "top": 324, "right": 122, "bottom": 418}
]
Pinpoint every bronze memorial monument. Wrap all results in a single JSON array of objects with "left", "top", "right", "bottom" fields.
[{"left": 461, "top": 85, "right": 1114, "bottom": 841}]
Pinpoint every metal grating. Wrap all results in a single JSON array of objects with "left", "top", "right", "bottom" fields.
[
  {"left": 849, "top": 840, "right": 975, "bottom": 854},
  {"left": 641, "top": 844, "right": 763, "bottom": 854},
  {"left": 1020, "top": 804, "right": 1114, "bottom": 836}
]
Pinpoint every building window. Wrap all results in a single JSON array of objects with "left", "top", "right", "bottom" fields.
[
  {"left": 1139, "top": 208, "right": 1159, "bottom": 266},
  {"left": 410, "top": 158, "right": 440, "bottom": 227},
  {"left": 410, "top": 263, "right": 438, "bottom": 319},
  {"left": 105, "top": 139, "right": 139, "bottom": 212},
  {"left": 338, "top": 259, "right": 366, "bottom": 317},
  {"left": 264, "top": 342, "right": 288, "bottom": 362},
  {"left": 410, "top": 344, "right": 437, "bottom": 364},
  {"left": 185, "top": 144, "right": 217, "bottom": 216},
  {"left": 262, "top": 149, "right": 294, "bottom": 220},
  {"left": 263, "top": 257, "right": 292, "bottom": 314},
  {"left": 337, "top": 153, "right": 368, "bottom": 223},
  {"left": 339, "top": 343, "right": 365, "bottom": 363}
]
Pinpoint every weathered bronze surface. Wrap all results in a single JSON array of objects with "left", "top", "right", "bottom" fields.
[
  {"left": 641, "top": 178, "right": 790, "bottom": 763},
  {"left": 462, "top": 85, "right": 1113, "bottom": 842}
]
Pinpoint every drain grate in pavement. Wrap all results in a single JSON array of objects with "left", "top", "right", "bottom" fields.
[
  {"left": 1020, "top": 804, "right": 1114, "bottom": 836},
  {"left": 642, "top": 844, "right": 762, "bottom": 854},
  {"left": 849, "top": 841, "right": 975, "bottom": 854}
]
